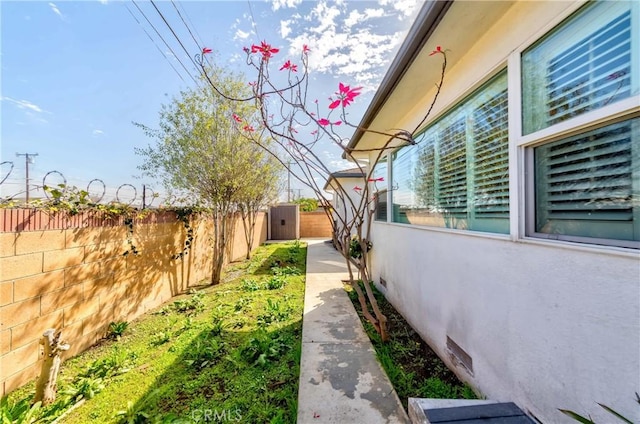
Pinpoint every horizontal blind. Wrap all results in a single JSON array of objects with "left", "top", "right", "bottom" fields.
[
  {"left": 546, "top": 10, "right": 632, "bottom": 127},
  {"left": 537, "top": 120, "right": 634, "bottom": 223},
  {"left": 415, "top": 143, "right": 436, "bottom": 211},
  {"left": 438, "top": 118, "right": 467, "bottom": 217},
  {"left": 473, "top": 88, "right": 509, "bottom": 218}
]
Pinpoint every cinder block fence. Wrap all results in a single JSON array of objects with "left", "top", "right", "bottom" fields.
[
  {"left": 0, "top": 209, "right": 266, "bottom": 396},
  {"left": 299, "top": 211, "right": 332, "bottom": 238}
]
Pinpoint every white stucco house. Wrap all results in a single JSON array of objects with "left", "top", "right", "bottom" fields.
[
  {"left": 345, "top": 1, "right": 639, "bottom": 422},
  {"left": 323, "top": 167, "right": 366, "bottom": 238}
]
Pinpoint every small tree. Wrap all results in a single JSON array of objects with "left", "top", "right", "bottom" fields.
[
  {"left": 136, "top": 68, "right": 281, "bottom": 284},
  {"left": 292, "top": 197, "right": 319, "bottom": 212},
  {"left": 193, "top": 43, "right": 447, "bottom": 339},
  {"left": 237, "top": 150, "right": 282, "bottom": 259}
]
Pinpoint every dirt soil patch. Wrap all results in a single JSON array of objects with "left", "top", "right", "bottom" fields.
[{"left": 346, "top": 282, "right": 477, "bottom": 410}]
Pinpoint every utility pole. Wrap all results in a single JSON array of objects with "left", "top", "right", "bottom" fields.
[
  {"left": 16, "top": 152, "right": 38, "bottom": 204},
  {"left": 286, "top": 160, "right": 291, "bottom": 203}
]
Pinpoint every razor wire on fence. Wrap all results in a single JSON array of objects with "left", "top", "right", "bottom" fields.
[{"left": 0, "top": 161, "right": 165, "bottom": 209}]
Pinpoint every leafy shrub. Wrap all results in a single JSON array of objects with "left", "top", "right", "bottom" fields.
[
  {"left": 172, "top": 290, "right": 204, "bottom": 314},
  {"left": 184, "top": 337, "right": 226, "bottom": 369},
  {"left": 150, "top": 331, "right": 172, "bottom": 346},
  {"left": 560, "top": 392, "right": 640, "bottom": 423},
  {"left": 233, "top": 298, "right": 249, "bottom": 312},
  {"left": 271, "top": 266, "right": 301, "bottom": 276},
  {"left": 239, "top": 331, "right": 290, "bottom": 367},
  {"left": 108, "top": 321, "right": 129, "bottom": 340},
  {"left": 264, "top": 276, "right": 286, "bottom": 290},
  {"left": 349, "top": 237, "right": 372, "bottom": 259},
  {"left": 292, "top": 197, "right": 318, "bottom": 212},
  {"left": 241, "top": 278, "right": 261, "bottom": 292},
  {"left": 84, "top": 347, "right": 137, "bottom": 379},
  {"left": 60, "top": 376, "right": 105, "bottom": 402},
  {"left": 210, "top": 315, "right": 228, "bottom": 337},
  {"left": 0, "top": 396, "right": 42, "bottom": 424},
  {"left": 257, "top": 299, "right": 291, "bottom": 327}
]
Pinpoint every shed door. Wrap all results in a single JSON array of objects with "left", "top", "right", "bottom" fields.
[{"left": 270, "top": 205, "right": 299, "bottom": 240}]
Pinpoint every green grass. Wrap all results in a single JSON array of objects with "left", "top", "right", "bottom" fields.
[
  {"left": 5, "top": 241, "right": 307, "bottom": 424},
  {"left": 346, "top": 282, "right": 477, "bottom": 410}
]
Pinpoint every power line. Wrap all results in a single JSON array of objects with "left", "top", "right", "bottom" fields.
[
  {"left": 148, "top": 0, "right": 201, "bottom": 76},
  {"left": 247, "top": 1, "right": 261, "bottom": 41},
  {"left": 125, "top": 3, "right": 186, "bottom": 84},
  {"left": 171, "top": 0, "right": 213, "bottom": 69},
  {"left": 171, "top": 0, "right": 201, "bottom": 51},
  {"left": 176, "top": 1, "right": 206, "bottom": 47},
  {"left": 130, "top": 0, "right": 199, "bottom": 86}
]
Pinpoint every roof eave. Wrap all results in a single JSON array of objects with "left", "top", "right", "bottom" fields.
[{"left": 343, "top": 0, "right": 453, "bottom": 158}]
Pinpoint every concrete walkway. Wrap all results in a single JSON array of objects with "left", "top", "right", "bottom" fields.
[{"left": 297, "top": 239, "right": 409, "bottom": 424}]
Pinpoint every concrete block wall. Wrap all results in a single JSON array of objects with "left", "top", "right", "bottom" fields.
[
  {"left": 299, "top": 211, "right": 332, "bottom": 238},
  {"left": 0, "top": 209, "right": 267, "bottom": 395}
]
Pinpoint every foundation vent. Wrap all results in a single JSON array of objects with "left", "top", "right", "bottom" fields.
[
  {"left": 447, "top": 336, "right": 473, "bottom": 375},
  {"left": 379, "top": 277, "right": 387, "bottom": 288}
]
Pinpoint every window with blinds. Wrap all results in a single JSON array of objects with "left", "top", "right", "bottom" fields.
[
  {"left": 522, "top": 1, "right": 638, "bottom": 135},
  {"left": 534, "top": 118, "right": 639, "bottom": 247},
  {"left": 390, "top": 70, "right": 509, "bottom": 234},
  {"left": 473, "top": 89, "right": 509, "bottom": 227},
  {"left": 438, "top": 118, "right": 467, "bottom": 220},
  {"left": 372, "top": 157, "right": 388, "bottom": 221}
]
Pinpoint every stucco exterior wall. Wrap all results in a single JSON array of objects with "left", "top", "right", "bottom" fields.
[
  {"left": 0, "top": 210, "right": 266, "bottom": 395},
  {"left": 364, "top": 0, "right": 640, "bottom": 422},
  {"left": 370, "top": 223, "right": 639, "bottom": 423}
]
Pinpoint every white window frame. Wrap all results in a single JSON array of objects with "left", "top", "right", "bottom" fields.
[{"left": 511, "top": 0, "right": 640, "bottom": 249}]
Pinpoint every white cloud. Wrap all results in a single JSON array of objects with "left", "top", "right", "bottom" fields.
[
  {"left": 279, "top": 0, "right": 415, "bottom": 90},
  {"left": 98, "top": 0, "right": 108, "bottom": 4},
  {"left": 1, "top": 96, "right": 48, "bottom": 113},
  {"left": 280, "top": 20, "right": 292, "bottom": 38},
  {"left": 92, "top": 129, "right": 104, "bottom": 136},
  {"left": 378, "top": 0, "right": 419, "bottom": 17},
  {"left": 48, "top": 2, "right": 63, "bottom": 19},
  {"left": 234, "top": 29, "right": 251, "bottom": 40},
  {"left": 344, "top": 8, "right": 385, "bottom": 27},
  {"left": 271, "top": 0, "right": 303, "bottom": 11}
]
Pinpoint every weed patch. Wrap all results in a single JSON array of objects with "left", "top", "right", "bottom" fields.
[
  {"left": 347, "top": 282, "right": 477, "bottom": 410},
  {"left": 2, "top": 242, "right": 307, "bottom": 424}
]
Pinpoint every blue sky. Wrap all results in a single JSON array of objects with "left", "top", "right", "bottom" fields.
[{"left": 1, "top": 0, "right": 420, "bottom": 204}]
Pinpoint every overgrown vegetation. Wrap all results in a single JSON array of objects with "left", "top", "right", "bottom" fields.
[
  {"left": 560, "top": 393, "right": 640, "bottom": 423},
  {"left": 2, "top": 242, "right": 307, "bottom": 424},
  {"left": 346, "top": 281, "right": 477, "bottom": 410}
]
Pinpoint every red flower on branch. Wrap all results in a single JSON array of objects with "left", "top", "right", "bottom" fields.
[
  {"left": 310, "top": 130, "right": 318, "bottom": 135},
  {"left": 368, "top": 177, "right": 384, "bottom": 182},
  {"left": 329, "top": 83, "right": 362, "bottom": 109},
  {"left": 279, "top": 60, "right": 298, "bottom": 72},
  {"left": 289, "top": 127, "right": 298, "bottom": 133},
  {"left": 353, "top": 186, "right": 362, "bottom": 192},
  {"left": 429, "top": 45, "right": 443, "bottom": 56},
  {"left": 202, "top": 47, "right": 212, "bottom": 54},
  {"left": 318, "top": 119, "right": 342, "bottom": 126},
  {"left": 303, "top": 44, "right": 310, "bottom": 53},
  {"left": 232, "top": 114, "right": 242, "bottom": 123},
  {"left": 251, "top": 40, "right": 279, "bottom": 60},
  {"left": 243, "top": 125, "right": 255, "bottom": 132}
]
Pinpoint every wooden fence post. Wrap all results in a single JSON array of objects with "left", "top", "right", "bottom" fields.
[{"left": 33, "top": 329, "right": 70, "bottom": 406}]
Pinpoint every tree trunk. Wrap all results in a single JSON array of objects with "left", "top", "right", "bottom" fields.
[{"left": 34, "top": 329, "right": 70, "bottom": 406}]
